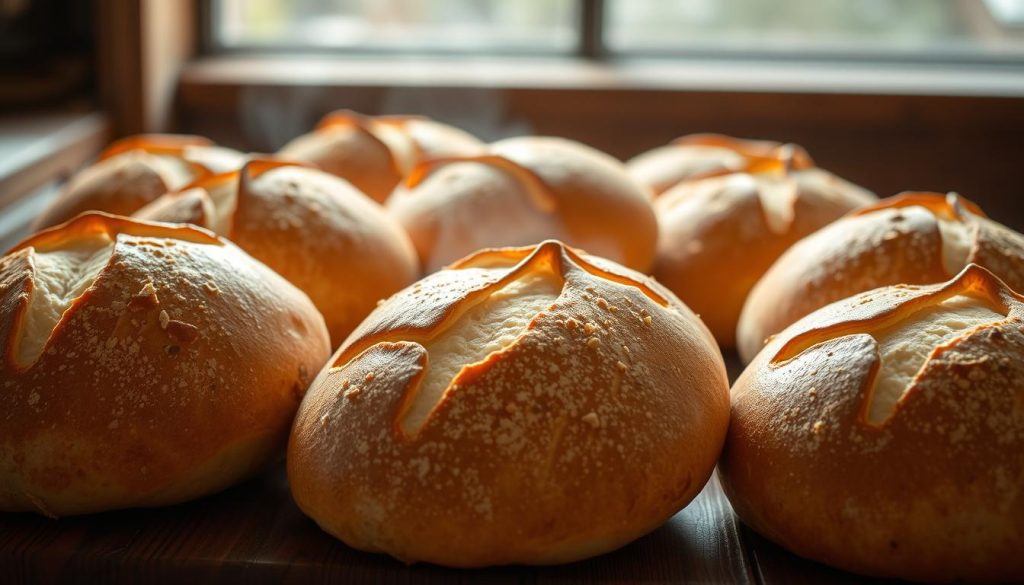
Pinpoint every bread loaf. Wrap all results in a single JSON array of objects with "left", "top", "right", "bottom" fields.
[
  {"left": 135, "top": 159, "right": 419, "bottom": 346},
  {"left": 288, "top": 240, "right": 729, "bottom": 566},
  {"left": 0, "top": 213, "right": 329, "bottom": 516},
  {"left": 721, "top": 264, "right": 1024, "bottom": 583}
]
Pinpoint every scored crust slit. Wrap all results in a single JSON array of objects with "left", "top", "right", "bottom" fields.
[
  {"left": 770, "top": 276, "right": 1009, "bottom": 427},
  {"left": 737, "top": 192, "right": 1024, "bottom": 363},
  {"left": 17, "top": 232, "right": 116, "bottom": 366},
  {"left": 867, "top": 295, "right": 1005, "bottom": 425},
  {"left": 401, "top": 268, "right": 564, "bottom": 436}
]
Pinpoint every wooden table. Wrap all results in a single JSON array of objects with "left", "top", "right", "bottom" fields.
[
  {"left": 0, "top": 465, "right": 893, "bottom": 584},
  {"left": 0, "top": 355, "right": 901, "bottom": 584}
]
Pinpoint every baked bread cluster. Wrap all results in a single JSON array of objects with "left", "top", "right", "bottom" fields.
[
  {"left": 0, "top": 213, "right": 329, "bottom": 516},
  {"left": 8, "top": 114, "right": 1024, "bottom": 578},
  {"left": 34, "top": 134, "right": 244, "bottom": 230},
  {"left": 134, "top": 158, "right": 419, "bottom": 345},
  {"left": 721, "top": 265, "right": 1024, "bottom": 583},
  {"left": 288, "top": 240, "right": 729, "bottom": 566},
  {"left": 634, "top": 134, "right": 876, "bottom": 348}
]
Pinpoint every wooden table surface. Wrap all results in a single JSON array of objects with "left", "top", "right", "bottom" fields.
[{"left": 0, "top": 358, "right": 902, "bottom": 584}]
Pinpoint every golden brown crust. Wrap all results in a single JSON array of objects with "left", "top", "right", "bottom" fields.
[
  {"left": 372, "top": 114, "right": 484, "bottom": 162},
  {"left": 131, "top": 187, "right": 213, "bottom": 227},
  {"left": 32, "top": 135, "right": 244, "bottom": 231},
  {"left": 136, "top": 158, "right": 419, "bottom": 346},
  {"left": 653, "top": 159, "right": 876, "bottom": 349},
  {"left": 278, "top": 110, "right": 483, "bottom": 203},
  {"left": 288, "top": 240, "right": 729, "bottom": 567},
  {"left": 721, "top": 264, "right": 1024, "bottom": 583},
  {"left": 387, "top": 136, "right": 658, "bottom": 273},
  {"left": 626, "top": 134, "right": 815, "bottom": 197},
  {"left": 99, "top": 134, "right": 211, "bottom": 160},
  {"left": 737, "top": 192, "right": 1024, "bottom": 362},
  {"left": 0, "top": 212, "right": 330, "bottom": 516}
]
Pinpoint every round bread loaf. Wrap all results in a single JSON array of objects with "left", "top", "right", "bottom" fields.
[
  {"left": 387, "top": 136, "right": 658, "bottom": 273},
  {"left": 737, "top": 192, "right": 1024, "bottom": 362},
  {"left": 627, "top": 134, "right": 801, "bottom": 197},
  {"left": 33, "top": 134, "right": 245, "bottom": 230},
  {"left": 652, "top": 144, "right": 875, "bottom": 348},
  {"left": 134, "top": 158, "right": 419, "bottom": 346},
  {"left": 721, "top": 264, "right": 1024, "bottom": 583},
  {"left": 278, "top": 110, "right": 483, "bottom": 203},
  {"left": 0, "top": 213, "right": 329, "bottom": 517},
  {"left": 288, "top": 240, "right": 730, "bottom": 567}
]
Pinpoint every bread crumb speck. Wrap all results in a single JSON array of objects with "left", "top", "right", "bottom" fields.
[{"left": 582, "top": 412, "right": 600, "bottom": 428}]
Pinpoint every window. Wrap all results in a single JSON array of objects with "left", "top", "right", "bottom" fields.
[
  {"left": 212, "top": 0, "right": 578, "bottom": 54},
  {"left": 607, "top": 0, "right": 1024, "bottom": 63},
  {"left": 209, "top": 0, "right": 1024, "bottom": 64}
]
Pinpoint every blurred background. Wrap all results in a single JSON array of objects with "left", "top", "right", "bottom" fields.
[{"left": 2, "top": 0, "right": 1024, "bottom": 242}]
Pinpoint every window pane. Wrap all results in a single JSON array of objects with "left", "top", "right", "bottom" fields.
[
  {"left": 215, "top": 0, "right": 577, "bottom": 52},
  {"left": 606, "top": 0, "right": 1024, "bottom": 62}
]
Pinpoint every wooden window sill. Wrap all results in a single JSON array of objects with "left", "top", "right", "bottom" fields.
[
  {"left": 0, "top": 109, "right": 109, "bottom": 249},
  {"left": 180, "top": 54, "right": 1024, "bottom": 97}
]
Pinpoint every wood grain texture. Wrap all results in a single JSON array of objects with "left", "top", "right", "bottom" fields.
[{"left": 0, "top": 469, "right": 754, "bottom": 584}]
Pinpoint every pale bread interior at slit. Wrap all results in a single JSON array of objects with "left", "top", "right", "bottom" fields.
[
  {"left": 934, "top": 211, "right": 973, "bottom": 277},
  {"left": 18, "top": 233, "right": 116, "bottom": 365},
  {"left": 402, "top": 268, "right": 563, "bottom": 434},
  {"left": 869, "top": 294, "right": 1004, "bottom": 425}
]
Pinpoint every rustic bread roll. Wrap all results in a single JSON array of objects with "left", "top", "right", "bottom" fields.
[
  {"left": 0, "top": 213, "right": 329, "bottom": 517},
  {"left": 737, "top": 192, "right": 1024, "bottom": 362},
  {"left": 652, "top": 145, "right": 875, "bottom": 348},
  {"left": 627, "top": 133, "right": 803, "bottom": 197},
  {"left": 721, "top": 264, "right": 1024, "bottom": 583},
  {"left": 135, "top": 158, "right": 419, "bottom": 346},
  {"left": 278, "top": 110, "right": 483, "bottom": 203},
  {"left": 33, "top": 134, "right": 245, "bottom": 231},
  {"left": 288, "top": 240, "right": 730, "bottom": 567},
  {"left": 388, "top": 136, "right": 658, "bottom": 273}
]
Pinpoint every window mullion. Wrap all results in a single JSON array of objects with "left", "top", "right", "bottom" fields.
[{"left": 579, "top": 0, "right": 605, "bottom": 60}]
